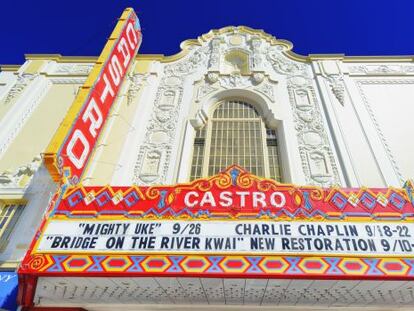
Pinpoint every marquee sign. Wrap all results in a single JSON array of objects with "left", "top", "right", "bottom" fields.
[
  {"left": 44, "top": 8, "right": 142, "bottom": 184},
  {"left": 19, "top": 166, "right": 414, "bottom": 280},
  {"left": 38, "top": 220, "right": 414, "bottom": 256}
]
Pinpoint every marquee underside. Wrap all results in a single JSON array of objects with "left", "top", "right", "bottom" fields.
[{"left": 34, "top": 277, "right": 414, "bottom": 308}]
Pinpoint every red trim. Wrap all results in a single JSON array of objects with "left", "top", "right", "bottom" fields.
[
  {"left": 18, "top": 274, "right": 37, "bottom": 309},
  {"left": 18, "top": 271, "right": 414, "bottom": 281},
  {"left": 23, "top": 308, "right": 86, "bottom": 311}
]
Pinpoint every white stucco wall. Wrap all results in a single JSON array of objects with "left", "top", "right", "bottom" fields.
[{"left": 0, "top": 27, "right": 413, "bottom": 266}]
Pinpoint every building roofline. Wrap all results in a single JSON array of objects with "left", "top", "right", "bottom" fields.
[{"left": 1, "top": 25, "right": 413, "bottom": 69}]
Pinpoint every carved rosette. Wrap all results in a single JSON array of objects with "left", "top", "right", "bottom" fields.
[{"left": 267, "top": 47, "right": 340, "bottom": 186}]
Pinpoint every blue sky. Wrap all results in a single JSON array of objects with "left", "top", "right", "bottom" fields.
[{"left": 1, "top": 0, "right": 413, "bottom": 64}]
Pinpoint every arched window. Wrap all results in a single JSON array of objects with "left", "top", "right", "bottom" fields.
[{"left": 190, "top": 100, "right": 282, "bottom": 181}]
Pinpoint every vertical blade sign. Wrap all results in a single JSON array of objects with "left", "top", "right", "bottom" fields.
[{"left": 44, "top": 8, "right": 142, "bottom": 184}]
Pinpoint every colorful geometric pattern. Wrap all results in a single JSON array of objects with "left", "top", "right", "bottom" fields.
[
  {"left": 18, "top": 166, "right": 414, "bottom": 283},
  {"left": 21, "top": 254, "right": 414, "bottom": 279},
  {"left": 52, "top": 166, "right": 414, "bottom": 220}
]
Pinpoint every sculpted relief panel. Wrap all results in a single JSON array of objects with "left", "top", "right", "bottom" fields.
[
  {"left": 133, "top": 27, "right": 341, "bottom": 186},
  {"left": 266, "top": 47, "right": 340, "bottom": 186},
  {"left": 133, "top": 47, "right": 210, "bottom": 185}
]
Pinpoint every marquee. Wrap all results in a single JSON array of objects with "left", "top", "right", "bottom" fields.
[{"left": 19, "top": 166, "right": 414, "bottom": 280}]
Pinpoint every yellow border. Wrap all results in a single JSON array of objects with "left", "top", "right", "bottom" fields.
[{"left": 44, "top": 8, "right": 137, "bottom": 181}]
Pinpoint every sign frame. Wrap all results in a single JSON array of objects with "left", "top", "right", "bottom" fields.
[{"left": 43, "top": 7, "right": 142, "bottom": 184}]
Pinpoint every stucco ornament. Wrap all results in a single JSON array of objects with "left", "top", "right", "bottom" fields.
[
  {"left": 127, "top": 73, "right": 149, "bottom": 106},
  {"left": 267, "top": 46, "right": 340, "bottom": 186},
  {"left": 2, "top": 73, "right": 36, "bottom": 105},
  {"left": 53, "top": 64, "right": 93, "bottom": 75},
  {"left": 326, "top": 74, "right": 345, "bottom": 105},
  {"left": 219, "top": 72, "right": 251, "bottom": 89},
  {"left": 349, "top": 64, "right": 414, "bottom": 75},
  {"left": 0, "top": 156, "right": 42, "bottom": 188},
  {"left": 134, "top": 47, "right": 209, "bottom": 185}
]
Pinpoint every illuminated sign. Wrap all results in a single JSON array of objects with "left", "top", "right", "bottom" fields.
[
  {"left": 44, "top": 8, "right": 142, "bottom": 184},
  {"left": 51, "top": 167, "right": 413, "bottom": 218},
  {"left": 30, "top": 166, "right": 414, "bottom": 257},
  {"left": 38, "top": 220, "right": 414, "bottom": 256}
]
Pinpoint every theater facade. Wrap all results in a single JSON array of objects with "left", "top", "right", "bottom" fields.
[{"left": 0, "top": 7, "right": 414, "bottom": 310}]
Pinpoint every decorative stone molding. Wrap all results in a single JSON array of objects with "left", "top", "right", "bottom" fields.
[
  {"left": 165, "top": 47, "right": 209, "bottom": 77},
  {"left": 267, "top": 49, "right": 307, "bottom": 76},
  {"left": 327, "top": 74, "right": 345, "bottom": 105},
  {"left": 267, "top": 47, "right": 340, "bottom": 186},
  {"left": 0, "top": 77, "right": 51, "bottom": 159},
  {"left": 133, "top": 79, "right": 183, "bottom": 183},
  {"left": 126, "top": 73, "right": 150, "bottom": 106},
  {"left": 250, "top": 36, "right": 263, "bottom": 70},
  {"left": 208, "top": 38, "right": 221, "bottom": 70},
  {"left": 199, "top": 71, "right": 277, "bottom": 106},
  {"left": 349, "top": 65, "right": 414, "bottom": 75},
  {"left": 48, "top": 77, "right": 87, "bottom": 85},
  {"left": 0, "top": 156, "right": 42, "bottom": 188},
  {"left": 133, "top": 28, "right": 340, "bottom": 186},
  {"left": 2, "top": 73, "right": 36, "bottom": 105},
  {"left": 252, "top": 72, "right": 264, "bottom": 84},
  {"left": 206, "top": 72, "right": 219, "bottom": 83},
  {"left": 219, "top": 72, "right": 251, "bottom": 89},
  {"left": 196, "top": 84, "right": 218, "bottom": 102},
  {"left": 355, "top": 79, "right": 413, "bottom": 184},
  {"left": 256, "top": 82, "right": 275, "bottom": 102},
  {"left": 133, "top": 45, "right": 213, "bottom": 184},
  {"left": 53, "top": 64, "right": 94, "bottom": 75}
]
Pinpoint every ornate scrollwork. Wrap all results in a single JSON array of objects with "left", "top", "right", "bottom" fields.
[{"left": 267, "top": 47, "right": 340, "bottom": 186}]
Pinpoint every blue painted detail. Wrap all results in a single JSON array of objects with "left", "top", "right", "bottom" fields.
[
  {"left": 363, "top": 259, "right": 384, "bottom": 276},
  {"left": 230, "top": 168, "right": 240, "bottom": 185},
  {"left": 158, "top": 190, "right": 168, "bottom": 209},
  {"left": 285, "top": 257, "right": 302, "bottom": 274},
  {"left": 127, "top": 256, "right": 146, "bottom": 272},
  {"left": 68, "top": 190, "right": 83, "bottom": 207},
  {"left": 360, "top": 192, "right": 376, "bottom": 209},
  {"left": 403, "top": 182, "right": 414, "bottom": 206},
  {"left": 124, "top": 191, "right": 140, "bottom": 207},
  {"left": 196, "top": 210, "right": 211, "bottom": 217},
  {"left": 302, "top": 191, "right": 312, "bottom": 210},
  {"left": 166, "top": 256, "right": 184, "bottom": 272},
  {"left": 389, "top": 192, "right": 406, "bottom": 209},
  {"left": 324, "top": 257, "right": 343, "bottom": 275},
  {"left": 206, "top": 256, "right": 224, "bottom": 273},
  {"left": 96, "top": 191, "right": 111, "bottom": 207},
  {"left": 87, "top": 256, "right": 106, "bottom": 272},
  {"left": 246, "top": 257, "right": 262, "bottom": 273},
  {"left": 48, "top": 255, "right": 68, "bottom": 272},
  {"left": 403, "top": 259, "right": 414, "bottom": 276},
  {"left": 0, "top": 272, "right": 18, "bottom": 311},
  {"left": 331, "top": 192, "right": 348, "bottom": 210},
  {"left": 258, "top": 209, "right": 272, "bottom": 217}
]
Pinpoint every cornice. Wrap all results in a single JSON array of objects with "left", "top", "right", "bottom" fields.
[
  {"left": 24, "top": 54, "right": 98, "bottom": 63},
  {"left": 0, "top": 27, "right": 412, "bottom": 67},
  {"left": 0, "top": 65, "right": 20, "bottom": 72}
]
